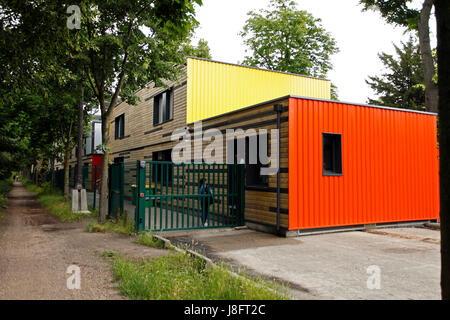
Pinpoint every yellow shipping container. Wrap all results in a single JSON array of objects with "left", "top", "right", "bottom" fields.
[{"left": 186, "top": 57, "right": 331, "bottom": 123}]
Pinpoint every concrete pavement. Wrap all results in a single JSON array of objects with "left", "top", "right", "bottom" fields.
[{"left": 162, "top": 226, "right": 441, "bottom": 300}]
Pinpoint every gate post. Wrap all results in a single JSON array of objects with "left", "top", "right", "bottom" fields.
[
  {"left": 120, "top": 162, "right": 125, "bottom": 216},
  {"left": 108, "top": 164, "right": 112, "bottom": 217},
  {"left": 135, "top": 161, "right": 146, "bottom": 232}
]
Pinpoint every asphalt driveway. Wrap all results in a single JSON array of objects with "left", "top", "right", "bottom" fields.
[{"left": 164, "top": 226, "right": 441, "bottom": 300}]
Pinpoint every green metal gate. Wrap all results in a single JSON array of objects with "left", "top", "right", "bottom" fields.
[
  {"left": 109, "top": 163, "right": 124, "bottom": 218},
  {"left": 135, "top": 161, "right": 245, "bottom": 232}
]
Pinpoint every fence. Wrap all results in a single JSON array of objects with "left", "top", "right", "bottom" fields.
[
  {"left": 45, "top": 161, "right": 246, "bottom": 232},
  {"left": 135, "top": 161, "right": 245, "bottom": 232}
]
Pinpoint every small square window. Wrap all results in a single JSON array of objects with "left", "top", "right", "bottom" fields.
[{"left": 323, "top": 133, "right": 342, "bottom": 176}]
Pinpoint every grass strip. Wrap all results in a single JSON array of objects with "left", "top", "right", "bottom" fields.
[
  {"left": 86, "top": 219, "right": 135, "bottom": 235},
  {"left": 23, "top": 180, "right": 88, "bottom": 222},
  {"left": 103, "top": 251, "right": 290, "bottom": 300},
  {"left": 133, "top": 232, "right": 166, "bottom": 249}
]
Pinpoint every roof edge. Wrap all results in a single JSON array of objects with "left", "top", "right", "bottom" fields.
[
  {"left": 186, "top": 56, "right": 331, "bottom": 82},
  {"left": 288, "top": 95, "right": 438, "bottom": 116},
  {"left": 187, "top": 94, "right": 437, "bottom": 125}
]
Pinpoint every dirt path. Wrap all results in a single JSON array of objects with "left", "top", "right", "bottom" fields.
[{"left": 0, "top": 182, "right": 167, "bottom": 300}]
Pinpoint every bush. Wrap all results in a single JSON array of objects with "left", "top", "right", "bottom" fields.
[{"left": 0, "top": 178, "right": 12, "bottom": 209}]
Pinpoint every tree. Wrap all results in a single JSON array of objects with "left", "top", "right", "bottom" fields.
[
  {"left": 239, "top": 0, "right": 339, "bottom": 97},
  {"left": 366, "top": 36, "right": 430, "bottom": 111},
  {"left": 360, "top": 0, "right": 438, "bottom": 113},
  {"left": 181, "top": 38, "right": 212, "bottom": 60},
  {"left": 67, "top": 0, "right": 202, "bottom": 222},
  {"left": 1, "top": 0, "right": 203, "bottom": 221},
  {"left": 435, "top": 0, "right": 450, "bottom": 300}
]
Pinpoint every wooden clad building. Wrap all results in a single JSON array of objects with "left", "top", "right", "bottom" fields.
[{"left": 109, "top": 57, "right": 439, "bottom": 236}]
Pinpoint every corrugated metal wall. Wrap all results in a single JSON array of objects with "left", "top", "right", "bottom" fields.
[
  {"left": 186, "top": 58, "right": 331, "bottom": 123},
  {"left": 288, "top": 97, "right": 440, "bottom": 231}
]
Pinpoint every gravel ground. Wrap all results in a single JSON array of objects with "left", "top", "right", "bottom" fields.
[{"left": 0, "top": 182, "right": 168, "bottom": 300}]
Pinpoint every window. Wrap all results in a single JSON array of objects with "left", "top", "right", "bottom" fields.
[
  {"left": 245, "top": 135, "right": 269, "bottom": 188},
  {"left": 115, "top": 114, "right": 125, "bottom": 140},
  {"left": 154, "top": 89, "right": 173, "bottom": 125},
  {"left": 114, "top": 157, "right": 124, "bottom": 164},
  {"left": 323, "top": 133, "right": 343, "bottom": 176},
  {"left": 84, "top": 134, "right": 92, "bottom": 156}
]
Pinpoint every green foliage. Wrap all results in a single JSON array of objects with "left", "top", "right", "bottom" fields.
[
  {"left": 134, "top": 232, "right": 166, "bottom": 249},
  {"left": 86, "top": 219, "right": 135, "bottom": 236},
  {"left": 240, "top": 0, "right": 339, "bottom": 81},
  {"left": 359, "top": 0, "right": 420, "bottom": 29},
  {"left": 366, "top": 36, "right": 432, "bottom": 110},
  {"left": 0, "top": 178, "right": 13, "bottom": 210},
  {"left": 180, "top": 38, "right": 212, "bottom": 59},
  {"left": 0, "top": 0, "right": 203, "bottom": 185},
  {"left": 105, "top": 252, "right": 290, "bottom": 300}
]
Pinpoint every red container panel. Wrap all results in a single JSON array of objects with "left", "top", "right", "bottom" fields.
[{"left": 288, "top": 97, "right": 439, "bottom": 231}]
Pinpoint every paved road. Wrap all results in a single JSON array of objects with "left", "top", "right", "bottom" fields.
[
  {"left": 165, "top": 226, "right": 441, "bottom": 300},
  {"left": 0, "top": 182, "right": 167, "bottom": 300}
]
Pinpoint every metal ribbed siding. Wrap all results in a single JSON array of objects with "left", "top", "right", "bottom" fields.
[
  {"left": 288, "top": 97, "right": 439, "bottom": 230},
  {"left": 186, "top": 58, "right": 331, "bottom": 123}
]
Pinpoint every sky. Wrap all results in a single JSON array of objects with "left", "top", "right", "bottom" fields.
[{"left": 191, "top": 0, "right": 437, "bottom": 104}]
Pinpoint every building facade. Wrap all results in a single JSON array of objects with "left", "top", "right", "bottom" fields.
[{"left": 109, "top": 57, "right": 439, "bottom": 235}]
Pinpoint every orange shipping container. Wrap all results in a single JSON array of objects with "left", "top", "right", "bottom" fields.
[{"left": 288, "top": 97, "right": 440, "bottom": 231}]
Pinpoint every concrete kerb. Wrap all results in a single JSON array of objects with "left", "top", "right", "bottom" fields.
[
  {"left": 424, "top": 222, "right": 440, "bottom": 230},
  {"left": 150, "top": 233, "right": 289, "bottom": 298}
]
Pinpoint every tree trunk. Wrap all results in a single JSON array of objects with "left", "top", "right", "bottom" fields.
[
  {"left": 436, "top": 0, "right": 450, "bottom": 300},
  {"left": 76, "top": 71, "right": 84, "bottom": 190},
  {"left": 63, "top": 146, "right": 71, "bottom": 201},
  {"left": 98, "top": 115, "right": 110, "bottom": 223},
  {"left": 50, "top": 158, "right": 55, "bottom": 191},
  {"left": 418, "top": 0, "right": 439, "bottom": 113}
]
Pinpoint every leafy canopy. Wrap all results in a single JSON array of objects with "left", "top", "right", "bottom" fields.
[
  {"left": 366, "top": 36, "right": 434, "bottom": 111},
  {"left": 359, "top": 0, "right": 421, "bottom": 29},
  {"left": 240, "top": 0, "right": 339, "bottom": 79}
]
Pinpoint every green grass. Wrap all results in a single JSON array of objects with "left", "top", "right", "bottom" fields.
[
  {"left": 133, "top": 232, "right": 166, "bottom": 249},
  {"left": 23, "top": 180, "right": 88, "bottom": 222},
  {"left": 103, "top": 251, "right": 290, "bottom": 300},
  {"left": 86, "top": 219, "right": 135, "bottom": 236},
  {"left": 38, "top": 193, "right": 88, "bottom": 222}
]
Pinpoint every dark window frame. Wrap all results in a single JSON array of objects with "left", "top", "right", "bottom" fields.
[
  {"left": 115, "top": 114, "right": 125, "bottom": 140},
  {"left": 245, "top": 134, "right": 270, "bottom": 189},
  {"left": 153, "top": 89, "right": 174, "bottom": 126},
  {"left": 322, "top": 133, "right": 343, "bottom": 176}
]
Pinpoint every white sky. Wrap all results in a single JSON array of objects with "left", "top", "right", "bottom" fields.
[{"left": 192, "top": 0, "right": 437, "bottom": 104}]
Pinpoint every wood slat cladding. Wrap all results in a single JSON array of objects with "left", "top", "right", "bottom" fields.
[
  {"left": 109, "top": 69, "right": 188, "bottom": 163},
  {"left": 189, "top": 98, "right": 290, "bottom": 230},
  {"left": 109, "top": 71, "right": 290, "bottom": 232}
]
